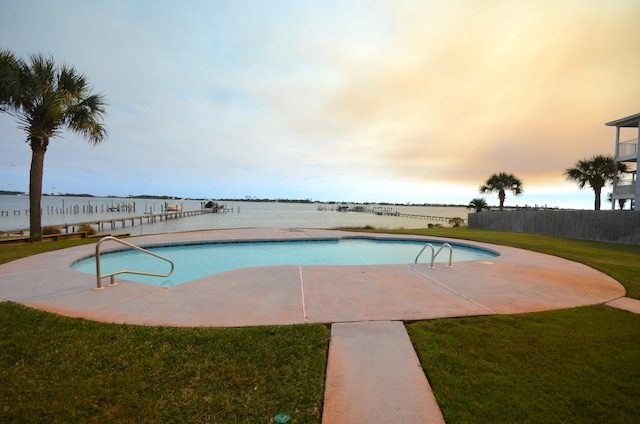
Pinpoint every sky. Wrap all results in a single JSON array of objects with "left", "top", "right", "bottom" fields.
[{"left": 1, "top": 0, "right": 639, "bottom": 209}]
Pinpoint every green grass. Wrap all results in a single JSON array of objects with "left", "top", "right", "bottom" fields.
[
  {"left": 408, "top": 306, "right": 640, "bottom": 423},
  {"left": 0, "top": 302, "right": 329, "bottom": 423},
  {"left": 0, "top": 237, "right": 97, "bottom": 264},
  {"left": 0, "top": 239, "right": 329, "bottom": 423},
  {"left": 1, "top": 229, "right": 639, "bottom": 422}
]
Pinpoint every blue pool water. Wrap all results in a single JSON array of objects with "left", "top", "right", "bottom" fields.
[{"left": 72, "top": 238, "right": 498, "bottom": 287}]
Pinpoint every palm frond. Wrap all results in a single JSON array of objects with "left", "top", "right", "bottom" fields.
[
  {"left": 480, "top": 172, "right": 524, "bottom": 195},
  {"left": 2, "top": 50, "right": 108, "bottom": 145},
  {"left": 0, "top": 49, "right": 23, "bottom": 114},
  {"left": 565, "top": 155, "right": 619, "bottom": 190}
]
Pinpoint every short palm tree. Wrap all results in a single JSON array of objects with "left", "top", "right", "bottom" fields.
[
  {"left": 565, "top": 154, "right": 628, "bottom": 210},
  {"left": 608, "top": 192, "right": 628, "bottom": 210},
  {"left": 0, "top": 50, "right": 107, "bottom": 241},
  {"left": 467, "top": 197, "right": 490, "bottom": 212},
  {"left": 479, "top": 173, "right": 523, "bottom": 211}
]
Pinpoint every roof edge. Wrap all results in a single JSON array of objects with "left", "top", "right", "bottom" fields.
[{"left": 605, "top": 112, "right": 640, "bottom": 127}]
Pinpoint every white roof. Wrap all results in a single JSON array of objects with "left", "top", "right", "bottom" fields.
[{"left": 605, "top": 112, "right": 640, "bottom": 127}]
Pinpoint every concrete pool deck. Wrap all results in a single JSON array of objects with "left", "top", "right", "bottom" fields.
[{"left": 0, "top": 227, "right": 633, "bottom": 423}]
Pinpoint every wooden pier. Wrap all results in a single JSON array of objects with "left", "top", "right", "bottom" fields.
[
  {"left": 0, "top": 209, "right": 215, "bottom": 237},
  {"left": 336, "top": 205, "right": 465, "bottom": 223},
  {"left": 79, "top": 209, "right": 215, "bottom": 232}
]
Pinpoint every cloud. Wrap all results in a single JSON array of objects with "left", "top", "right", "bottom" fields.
[
  {"left": 1, "top": 0, "right": 638, "bottom": 208},
  {"left": 316, "top": 0, "right": 640, "bottom": 187}
]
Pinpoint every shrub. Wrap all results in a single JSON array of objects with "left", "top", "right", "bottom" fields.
[
  {"left": 449, "top": 217, "right": 465, "bottom": 227},
  {"left": 42, "top": 226, "right": 61, "bottom": 235},
  {"left": 78, "top": 223, "right": 96, "bottom": 236}
]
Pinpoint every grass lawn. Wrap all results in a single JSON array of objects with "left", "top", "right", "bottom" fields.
[
  {"left": 1, "top": 229, "right": 639, "bottom": 422},
  {"left": 0, "top": 303, "right": 328, "bottom": 423},
  {"left": 408, "top": 306, "right": 640, "bottom": 423}
]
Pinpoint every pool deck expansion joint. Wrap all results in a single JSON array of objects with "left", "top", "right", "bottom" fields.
[
  {"left": 408, "top": 264, "right": 497, "bottom": 314},
  {"left": 299, "top": 265, "right": 308, "bottom": 323}
]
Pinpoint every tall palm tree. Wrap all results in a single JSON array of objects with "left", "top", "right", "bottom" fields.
[
  {"left": 565, "top": 154, "right": 628, "bottom": 211},
  {"left": 467, "top": 197, "right": 490, "bottom": 212},
  {"left": 479, "top": 172, "right": 523, "bottom": 211},
  {"left": 0, "top": 50, "right": 107, "bottom": 241}
]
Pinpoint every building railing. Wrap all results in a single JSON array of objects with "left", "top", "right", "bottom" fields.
[
  {"left": 614, "top": 179, "right": 636, "bottom": 196},
  {"left": 617, "top": 178, "right": 635, "bottom": 186},
  {"left": 617, "top": 138, "right": 638, "bottom": 158}
]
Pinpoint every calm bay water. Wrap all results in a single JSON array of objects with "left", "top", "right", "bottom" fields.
[{"left": 0, "top": 195, "right": 469, "bottom": 235}]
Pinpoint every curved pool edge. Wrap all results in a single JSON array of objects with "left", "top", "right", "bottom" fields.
[
  {"left": 0, "top": 227, "right": 627, "bottom": 327},
  {"left": 69, "top": 232, "right": 501, "bottom": 287}
]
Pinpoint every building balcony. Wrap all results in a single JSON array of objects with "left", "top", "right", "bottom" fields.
[
  {"left": 615, "top": 178, "right": 636, "bottom": 196},
  {"left": 616, "top": 138, "right": 638, "bottom": 161}
]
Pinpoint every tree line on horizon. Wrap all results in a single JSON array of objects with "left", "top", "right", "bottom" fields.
[{"left": 0, "top": 50, "right": 632, "bottom": 241}]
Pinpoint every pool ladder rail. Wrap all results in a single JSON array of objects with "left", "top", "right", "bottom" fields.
[
  {"left": 95, "top": 236, "right": 174, "bottom": 290},
  {"left": 415, "top": 242, "right": 453, "bottom": 268}
]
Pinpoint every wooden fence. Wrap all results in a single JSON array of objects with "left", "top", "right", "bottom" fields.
[{"left": 468, "top": 210, "right": 640, "bottom": 245}]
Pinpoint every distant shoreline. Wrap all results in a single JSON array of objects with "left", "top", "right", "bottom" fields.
[{"left": 0, "top": 191, "right": 467, "bottom": 208}]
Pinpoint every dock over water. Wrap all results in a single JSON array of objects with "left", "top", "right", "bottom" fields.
[
  {"left": 320, "top": 204, "right": 465, "bottom": 224},
  {"left": 1, "top": 209, "right": 217, "bottom": 237}
]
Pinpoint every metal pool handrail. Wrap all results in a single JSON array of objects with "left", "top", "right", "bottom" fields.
[
  {"left": 415, "top": 242, "right": 453, "bottom": 268},
  {"left": 95, "top": 236, "right": 174, "bottom": 290}
]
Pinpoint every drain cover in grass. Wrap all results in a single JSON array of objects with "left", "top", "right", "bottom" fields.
[{"left": 273, "top": 413, "right": 290, "bottom": 423}]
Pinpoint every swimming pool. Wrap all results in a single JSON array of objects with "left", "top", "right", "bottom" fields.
[{"left": 72, "top": 237, "right": 499, "bottom": 287}]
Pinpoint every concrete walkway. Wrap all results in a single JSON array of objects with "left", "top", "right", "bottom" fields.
[
  {"left": 323, "top": 321, "right": 445, "bottom": 423},
  {"left": 0, "top": 228, "right": 632, "bottom": 423},
  {"left": 605, "top": 296, "right": 640, "bottom": 314}
]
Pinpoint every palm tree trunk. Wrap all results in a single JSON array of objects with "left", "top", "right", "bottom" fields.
[
  {"left": 594, "top": 186, "right": 602, "bottom": 211},
  {"left": 499, "top": 190, "right": 505, "bottom": 211},
  {"left": 29, "top": 138, "right": 48, "bottom": 242}
]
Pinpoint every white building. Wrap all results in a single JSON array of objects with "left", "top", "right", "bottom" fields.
[{"left": 606, "top": 113, "right": 639, "bottom": 211}]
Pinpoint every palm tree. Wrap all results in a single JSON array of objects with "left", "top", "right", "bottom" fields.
[
  {"left": 565, "top": 155, "right": 628, "bottom": 211},
  {"left": 608, "top": 193, "right": 628, "bottom": 210},
  {"left": 479, "top": 172, "right": 523, "bottom": 211},
  {"left": 0, "top": 50, "right": 107, "bottom": 241},
  {"left": 467, "top": 197, "right": 490, "bottom": 212}
]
